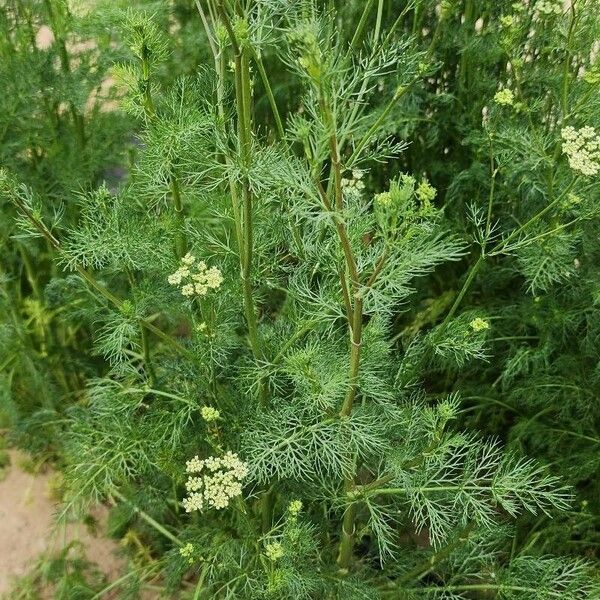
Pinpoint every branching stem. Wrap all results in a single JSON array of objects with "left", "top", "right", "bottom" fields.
[
  {"left": 217, "top": 2, "right": 263, "bottom": 364},
  {"left": 439, "top": 175, "right": 578, "bottom": 333},
  {"left": 10, "top": 194, "right": 194, "bottom": 360}
]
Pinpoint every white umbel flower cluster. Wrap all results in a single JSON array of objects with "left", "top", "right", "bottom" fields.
[
  {"left": 561, "top": 126, "right": 600, "bottom": 177},
  {"left": 168, "top": 253, "right": 224, "bottom": 297},
  {"left": 341, "top": 169, "right": 365, "bottom": 200},
  {"left": 183, "top": 451, "right": 248, "bottom": 512}
]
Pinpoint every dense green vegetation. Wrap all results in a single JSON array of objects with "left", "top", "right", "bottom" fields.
[{"left": 1, "top": 0, "right": 599, "bottom": 597}]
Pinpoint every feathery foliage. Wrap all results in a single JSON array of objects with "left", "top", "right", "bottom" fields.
[{"left": 1, "top": 0, "right": 599, "bottom": 598}]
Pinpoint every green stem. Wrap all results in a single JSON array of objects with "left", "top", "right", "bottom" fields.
[
  {"left": 217, "top": 1, "right": 272, "bottom": 538},
  {"left": 193, "top": 566, "right": 208, "bottom": 600},
  {"left": 219, "top": 3, "right": 263, "bottom": 363},
  {"left": 347, "top": 84, "right": 412, "bottom": 168},
  {"left": 249, "top": 45, "right": 284, "bottom": 140},
  {"left": 439, "top": 176, "right": 577, "bottom": 332},
  {"left": 381, "top": 1, "right": 416, "bottom": 48},
  {"left": 140, "top": 325, "right": 156, "bottom": 386},
  {"left": 261, "top": 486, "right": 274, "bottom": 534},
  {"left": 142, "top": 319, "right": 195, "bottom": 360},
  {"left": 485, "top": 133, "right": 497, "bottom": 238},
  {"left": 89, "top": 564, "right": 160, "bottom": 600},
  {"left": 111, "top": 489, "right": 183, "bottom": 546},
  {"left": 373, "top": 0, "right": 385, "bottom": 47},
  {"left": 457, "top": 0, "right": 475, "bottom": 97},
  {"left": 271, "top": 320, "right": 318, "bottom": 365},
  {"left": 369, "top": 484, "right": 491, "bottom": 496},
  {"left": 438, "top": 253, "right": 484, "bottom": 332},
  {"left": 140, "top": 46, "right": 186, "bottom": 258},
  {"left": 424, "top": 4, "right": 447, "bottom": 61},
  {"left": 317, "top": 82, "right": 365, "bottom": 570},
  {"left": 349, "top": 0, "right": 378, "bottom": 52},
  {"left": 403, "top": 584, "right": 566, "bottom": 597},
  {"left": 390, "top": 523, "right": 474, "bottom": 588},
  {"left": 336, "top": 499, "right": 358, "bottom": 570},
  {"left": 19, "top": 245, "right": 43, "bottom": 301},
  {"left": 140, "top": 48, "right": 156, "bottom": 119},
  {"left": 545, "top": 428, "right": 600, "bottom": 445},
  {"left": 170, "top": 175, "right": 187, "bottom": 258},
  {"left": 239, "top": 53, "right": 263, "bottom": 361},
  {"left": 339, "top": 0, "right": 393, "bottom": 154},
  {"left": 340, "top": 295, "right": 363, "bottom": 418},
  {"left": 491, "top": 177, "right": 577, "bottom": 253}
]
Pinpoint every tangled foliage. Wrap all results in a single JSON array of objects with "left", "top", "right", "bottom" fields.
[{"left": 1, "top": 0, "right": 599, "bottom": 598}]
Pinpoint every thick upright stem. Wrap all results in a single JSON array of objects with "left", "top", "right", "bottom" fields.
[
  {"left": 340, "top": 295, "right": 363, "bottom": 418},
  {"left": 337, "top": 500, "right": 358, "bottom": 570},
  {"left": 336, "top": 292, "right": 363, "bottom": 569},
  {"left": 317, "top": 82, "right": 365, "bottom": 570},
  {"left": 215, "top": 1, "right": 272, "bottom": 530},
  {"left": 218, "top": 3, "right": 263, "bottom": 363},
  {"left": 236, "top": 52, "right": 263, "bottom": 361}
]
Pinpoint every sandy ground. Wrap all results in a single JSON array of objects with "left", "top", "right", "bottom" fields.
[{"left": 0, "top": 450, "right": 125, "bottom": 597}]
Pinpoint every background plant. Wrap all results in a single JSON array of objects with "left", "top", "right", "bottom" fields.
[{"left": 1, "top": 0, "right": 599, "bottom": 598}]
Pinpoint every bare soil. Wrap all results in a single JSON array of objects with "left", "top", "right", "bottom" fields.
[{"left": 0, "top": 450, "right": 124, "bottom": 597}]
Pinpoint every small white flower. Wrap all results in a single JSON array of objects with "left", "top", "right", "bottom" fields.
[
  {"left": 182, "top": 452, "right": 248, "bottom": 513},
  {"left": 181, "top": 252, "right": 196, "bottom": 266},
  {"left": 183, "top": 492, "right": 204, "bottom": 512},
  {"left": 561, "top": 126, "right": 600, "bottom": 177},
  {"left": 186, "top": 455, "right": 204, "bottom": 473},
  {"left": 205, "top": 266, "right": 224, "bottom": 289},
  {"left": 168, "top": 272, "right": 182, "bottom": 285},
  {"left": 181, "top": 283, "right": 195, "bottom": 296},
  {"left": 205, "top": 456, "right": 221, "bottom": 471},
  {"left": 168, "top": 254, "right": 224, "bottom": 298},
  {"left": 470, "top": 317, "right": 490, "bottom": 332},
  {"left": 185, "top": 476, "right": 203, "bottom": 492}
]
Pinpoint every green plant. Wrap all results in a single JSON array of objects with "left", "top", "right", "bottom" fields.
[{"left": 1, "top": 0, "right": 599, "bottom": 598}]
